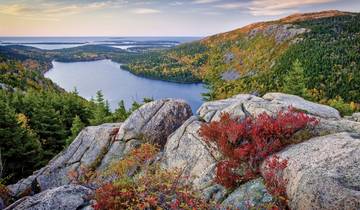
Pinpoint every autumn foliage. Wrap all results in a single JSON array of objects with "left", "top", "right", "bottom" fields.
[
  {"left": 93, "top": 144, "right": 213, "bottom": 210},
  {"left": 263, "top": 155, "right": 289, "bottom": 209},
  {"left": 199, "top": 108, "right": 318, "bottom": 189},
  {"left": 0, "top": 184, "right": 12, "bottom": 207}
]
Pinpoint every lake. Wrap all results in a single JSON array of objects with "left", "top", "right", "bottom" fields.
[{"left": 45, "top": 60, "right": 206, "bottom": 113}]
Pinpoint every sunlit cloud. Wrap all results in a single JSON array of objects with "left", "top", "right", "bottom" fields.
[
  {"left": 131, "top": 8, "right": 161, "bottom": 14},
  {"left": 0, "top": 0, "right": 356, "bottom": 36},
  {"left": 0, "top": 1, "right": 126, "bottom": 19},
  {"left": 249, "top": 0, "right": 339, "bottom": 16}
]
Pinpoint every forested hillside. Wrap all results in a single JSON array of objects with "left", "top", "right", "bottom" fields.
[
  {"left": 125, "top": 10, "right": 360, "bottom": 115},
  {"left": 0, "top": 45, "right": 141, "bottom": 74},
  {"left": 0, "top": 54, "right": 147, "bottom": 184}
]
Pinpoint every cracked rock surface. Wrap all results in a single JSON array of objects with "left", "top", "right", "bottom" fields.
[
  {"left": 116, "top": 98, "right": 192, "bottom": 147},
  {"left": 8, "top": 123, "right": 121, "bottom": 197},
  {"left": 5, "top": 185, "right": 92, "bottom": 210},
  {"left": 7, "top": 98, "right": 192, "bottom": 205},
  {"left": 162, "top": 93, "right": 360, "bottom": 209},
  {"left": 4, "top": 93, "right": 360, "bottom": 210},
  {"left": 262, "top": 132, "right": 360, "bottom": 210}
]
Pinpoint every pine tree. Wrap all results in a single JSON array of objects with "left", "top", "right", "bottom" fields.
[
  {"left": 90, "top": 90, "right": 111, "bottom": 125},
  {"left": 130, "top": 101, "right": 142, "bottom": 113},
  {"left": 30, "top": 103, "right": 67, "bottom": 160},
  {"left": 65, "top": 115, "right": 85, "bottom": 146},
  {"left": 142, "top": 97, "right": 154, "bottom": 103},
  {"left": 0, "top": 100, "right": 42, "bottom": 183},
  {"left": 112, "top": 100, "right": 129, "bottom": 122},
  {"left": 283, "top": 59, "right": 307, "bottom": 97},
  {"left": 95, "top": 90, "right": 105, "bottom": 106}
]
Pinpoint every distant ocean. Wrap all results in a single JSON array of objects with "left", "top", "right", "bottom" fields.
[{"left": 0, "top": 36, "right": 201, "bottom": 50}]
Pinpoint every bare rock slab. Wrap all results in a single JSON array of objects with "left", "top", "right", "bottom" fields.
[
  {"left": 161, "top": 116, "right": 222, "bottom": 189},
  {"left": 221, "top": 178, "right": 273, "bottom": 210},
  {"left": 8, "top": 98, "right": 192, "bottom": 199},
  {"left": 8, "top": 123, "right": 121, "bottom": 197},
  {"left": 6, "top": 185, "right": 92, "bottom": 210},
  {"left": 116, "top": 98, "right": 192, "bottom": 147},
  {"left": 263, "top": 92, "right": 341, "bottom": 119},
  {"left": 262, "top": 132, "right": 360, "bottom": 210}
]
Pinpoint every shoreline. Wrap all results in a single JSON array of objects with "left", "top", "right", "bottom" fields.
[{"left": 46, "top": 59, "right": 204, "bottom": 85}]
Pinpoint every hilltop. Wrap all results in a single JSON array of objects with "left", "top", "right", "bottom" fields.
[
  {"left": 125, "top": 10, "right": 360, "bottom": 114},
  {"left": 2, "top": 93, "right": 360, "bottom": 209}
]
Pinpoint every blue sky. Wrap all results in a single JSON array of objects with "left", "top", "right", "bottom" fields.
[{"left": 0, "top": 0, "right": 359, "bottom": 36}]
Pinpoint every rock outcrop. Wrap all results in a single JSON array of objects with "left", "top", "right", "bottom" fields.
[
  {"left": 6, "top": 99, "right": 192, "bottom": 207},
  {"left": 221, "top": 178, "right": 273, "bottom": 209},
  {"left": 221, "top": 70, "right": 240, "bottom": 81},
  {"left": 262, "top": 93, "right": 341, "bottom": 119},
  {"left": 345, "top": 112, "right": 360, "bottom": 122},
  {"left": 262, "top": 132, "right": 360, "bottom": 210},
  {"left": 162, "top": 93, "right": 360, "bottom": 209},
  {"left": 4, "top": 93, "right": 360, "bottom": 210},
  {"left": 116, "top": 99, "right": 192, "bottom": 147},
  {"left": 5, "top": 185, "right": 92, "bottom": 210},
  {"left": 248, "top": 24, "right": 308, "bottom": 44},
  {"left": 161, "top": 116, "right": 222, "bottom": 190},
  {"left": 197, "top": 92, "right": 359, "bottom": 135},
  {"left": 8, "top": 123, "right": 121, "bottom": 197}
]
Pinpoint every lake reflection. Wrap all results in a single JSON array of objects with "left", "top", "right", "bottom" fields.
[{"left": 45, "top": 60, "right": 206, "bottom": 113}]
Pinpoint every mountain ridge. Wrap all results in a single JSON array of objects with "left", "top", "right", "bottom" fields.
[{"left": 125, "top": 10, "right": 360, "bottom": 114}]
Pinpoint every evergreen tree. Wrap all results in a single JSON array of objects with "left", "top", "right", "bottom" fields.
[
  {"left": 65, "top": 115, "right": 85, "bottom": 146},
  {"left": 112, "top": 100, "right": 129, "bottom": 122},
  {"left": 30, "top": 103, "right": 67, "bottom": 160},
  {"left": 95, "top": 90, "right": 105, "bottom": 105},
  {"left": 90, "top": 90, "right": 111, "bottom": 125},
  {"left": 0, "top": 100, "right": 42, "bottom": 183},
  {"left": 142, "top": 97, "right": 154, "bottom": 103},
  {"left": 283, "top": 59, "right": 307, "bottom": 97},
  {"left": 130, "top": 101, "right": 142, "bottom": 113}
]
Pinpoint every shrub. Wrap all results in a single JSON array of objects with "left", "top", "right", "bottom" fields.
[
  {"left": 105, "top": 143, "right": 159, "bottom": 179},
  {"left": 93, "top": 144, "right": 213, "bottom": 210},
  {"left": 263, "top": 155, "right": 289, "bottom": 209},
  {"left": 0, "top": 183, "right": 12, "bottom": 207},
  {"left": 327, "top": 96, "right": 359, "bottom": 116},
  {"left": 199, "top": 108, "right": 318, "bottom": 189}
]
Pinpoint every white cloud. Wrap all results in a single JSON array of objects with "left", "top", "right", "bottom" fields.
[
  {"left": 131, "top": 8, "right": 161, "bottom": 14},
  {"left": 214, "top": 2, "right": 248, "bottom": 9},
  {"left": 169, "top": 1, "right": 184, "bottom": 6},
  {"left": 193, "top": 0, "right": 221, "bottom": 4},
  {"left": 249, "top": 0, "right": 338, "bottom": 16}
]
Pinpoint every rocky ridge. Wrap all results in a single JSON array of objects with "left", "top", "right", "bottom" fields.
[
  {"left": 2, "top": 93, "right": 360, "bottom": 210},
  {"left": 4, "top": 99, "right": 192, "bottom": 210}
]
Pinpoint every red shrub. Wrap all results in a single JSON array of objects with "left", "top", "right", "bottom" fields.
[
  {"left": 263, "top": 155, "right": 289, "bottom": 209},
  {"left": 93, "top": 144, "right": 214, "bottom": 210},
  {"left": 199, "top": 108, "right": 317, "bottom": 188},
  {"left": 215, "top": 160, "right": 241, "bottom": 188},
  {"left": 263, "top": 156, "right": 288, "bottom": 198}
]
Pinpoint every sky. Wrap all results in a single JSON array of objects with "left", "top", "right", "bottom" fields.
[{"left": 0, "top": 0, "right": 359, "bottom": 36}]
